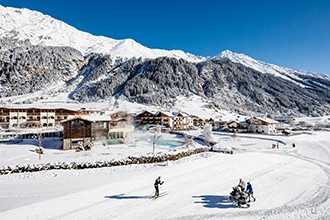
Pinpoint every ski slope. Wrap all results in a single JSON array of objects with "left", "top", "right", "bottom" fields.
[{"left": 0, "top": 131, "right": 329, "bottom": 220}]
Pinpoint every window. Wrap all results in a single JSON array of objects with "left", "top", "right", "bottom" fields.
[{"left": 72, "top": 121, "right": 77, "bottom": 129}]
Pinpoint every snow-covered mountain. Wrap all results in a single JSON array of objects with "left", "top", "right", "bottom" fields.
[
  {"left": 214, "top": 50, "right": 330, "bottom": 85},
  {"left": 0, "top": 5, "right": 204, "bottom": 62},
  {"left": 1, "top": 4, "right": 330, "bottom": 117},
  {"left": 1, "top": 4, "right": 328, "bottom": 79}
]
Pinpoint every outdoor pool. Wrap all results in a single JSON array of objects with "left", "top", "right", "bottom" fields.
[
  {"left": 107, "top": 140, "right": 124, "bottom": 145},
  {"left": 138, "top": 136, "right": 184, "bottom": 148}
]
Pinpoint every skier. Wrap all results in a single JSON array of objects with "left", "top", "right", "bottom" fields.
[
  {"left": 238, "top": 178, "right": 246, "bottom": 192},
  {"left": 154, "top": 176, "right": 164, "bottom": 197},
  {"left": 246, "top": 182, "right": 256, "bottom": 202}
]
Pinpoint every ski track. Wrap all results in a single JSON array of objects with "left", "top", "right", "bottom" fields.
[{"left": 0, "top": 134, "right": 329, "bottom": 219}]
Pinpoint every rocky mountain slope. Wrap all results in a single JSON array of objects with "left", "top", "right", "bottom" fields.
[{"left": 0, "top": 5, "right": 330, "bottom": 117}]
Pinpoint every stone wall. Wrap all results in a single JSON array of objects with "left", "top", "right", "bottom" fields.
[{"left": 0, "top": 147, "right": 218, "bottom": 175}]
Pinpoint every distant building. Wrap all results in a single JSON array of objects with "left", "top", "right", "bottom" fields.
[
  {"left": 247, "top": 117, "right": 278, "bottom": 135},
  {"left": 274, "top": 117, "right": 295, "bottom": 125},
  {"left": 135, "top": 110, "right": 156, "bottom": 126},
  {"left": 0, "top": 106, "right": 88, "bottom": 130},
  {"left": 135, "top": 110, "right": 202, "bottom": 131},
  {"left": 225, "top": 120, "right": 249, "bottom": 132},
  {"left": 191, "top": 115, "right": 206, "bottom": 128},
  {"left": 172, "top": 112, "right": 189, "bottom": 130},
  {"left": 61, "top": 114, "right": 134, "bottom": 150},
  {"left": 154, "top": 111, "right": 173, "bottom": 128}
]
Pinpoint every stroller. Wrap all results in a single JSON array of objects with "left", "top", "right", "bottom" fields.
[{"left": 229, "top": 186, "right": 250, "bottom": 208}]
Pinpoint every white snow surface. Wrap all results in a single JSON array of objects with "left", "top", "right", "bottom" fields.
[
  {"left": 0, "top": 6, "right": 330, "bottom": 219},
  {"left": 0, "top": 127, "right": 329, "bottom": 219},
  {"left": 0, "top": 5, "right": 205, "bottom": 63}
]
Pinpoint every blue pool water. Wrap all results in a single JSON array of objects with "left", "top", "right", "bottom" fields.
[
  {"left": 138, "top": 136, "right": 183, "bottom": 147},
  {"left": 107, "top": 140, "right": 124, "bottom": 145}
]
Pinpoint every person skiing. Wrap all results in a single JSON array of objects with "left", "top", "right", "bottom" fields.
[
  {"left": 154, "top": 176, "right": 164, "bottom": 197},
  {"left": 238, "top": 178, "right": 246, "bottom": 192},
  {"left": 246, "top": 182, "right": 256, "bottom": 202}
]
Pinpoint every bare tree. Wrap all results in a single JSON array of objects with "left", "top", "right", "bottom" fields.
[
  {"left": 33, "top": 124, "right": 44, "bottom": 160},
  {"left": 184, "top": 135, "right": 194, "bottom": 148},
  {"left": 203, "top": 123, "right": 213, "bottom": 146},
  {"left": 149, "top": 125, "right": 162, "bottom": 155}
]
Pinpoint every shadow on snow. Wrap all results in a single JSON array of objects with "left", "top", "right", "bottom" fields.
[
  {"left": 104, "top": 193, "right": 151, "bottom": 200},
  {"left": 192, "top": 195, "right": 236, "bottom": 209}
]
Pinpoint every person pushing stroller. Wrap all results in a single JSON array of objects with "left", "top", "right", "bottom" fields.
[{"left": 246, "top": 182, "right": 256, "bottom": 202}]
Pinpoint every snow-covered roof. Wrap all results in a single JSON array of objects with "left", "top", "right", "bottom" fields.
[
  {"left": 61, "top": 115, "right": 111, "bottom": 123},
  {"left": 251, "top": 117, "right": 279, "bottom": 124}
]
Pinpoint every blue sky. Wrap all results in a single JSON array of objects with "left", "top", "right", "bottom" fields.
[{"left": 1, "top": 0, "right": 329, "bottom": 75}]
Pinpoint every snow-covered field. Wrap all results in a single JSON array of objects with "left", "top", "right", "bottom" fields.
[{"left": 0, "top": 129, "right": 329, "bottom": 220}]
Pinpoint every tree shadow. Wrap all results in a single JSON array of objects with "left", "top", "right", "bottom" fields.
[
  {"left": 104, "top": 193, "right": 151, "bottom": 200},
  {"left": 192, "top": 195, "right": 236, "bottom": 209}
]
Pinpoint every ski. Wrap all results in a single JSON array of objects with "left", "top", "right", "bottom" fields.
[{"left": 150, "top": 192, "right": 168, "bottom": 200}]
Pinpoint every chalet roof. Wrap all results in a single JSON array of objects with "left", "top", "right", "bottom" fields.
[
  {"left": 250, "top": 117, "right": 279, "bottom": 124},
  {"left": 135, "top": 110, "right": 155, "bottom": 117},
  {"left": 61, "top": 115, "right": 111, "bottom": 123},
  {"left": 274, "top": 117, "right": 295, "bottom": 121},
  {"left": 173, "top": 112, "right": 189, "bottom": 117},
  {"left": 111, "top": 118, "right": 127, "bottom": 122},
  {"left": 155, "top": 111, "right": 172, "bottom": 117},
  {"left": 227, "top": 120, "right": 245, "bottom": 124}
]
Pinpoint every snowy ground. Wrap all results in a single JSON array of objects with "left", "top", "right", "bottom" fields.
[{"left": 0, "top": 129, "right": 329, "bottom": 220}]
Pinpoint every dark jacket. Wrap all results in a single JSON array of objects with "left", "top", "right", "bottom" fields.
[
  {"left": 154, "top": 179, "right": 163, "bottom": 187},
  {"left": 246, "top": 183, "right": 254, "bottom": 194}
]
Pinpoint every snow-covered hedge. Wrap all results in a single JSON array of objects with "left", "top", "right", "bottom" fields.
[{"left": 0, "top": 147, "right": 221, "bottom": 175}]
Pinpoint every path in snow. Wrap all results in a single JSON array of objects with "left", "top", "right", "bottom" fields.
[{"left": 0, "top": 132, "right": 329, "bottom": 219}]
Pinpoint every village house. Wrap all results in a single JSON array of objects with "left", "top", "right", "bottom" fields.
[
  {"left": 172, "top": 112, "right": 190, "bottom": 130},
  {"left": 191, "top": 115, "right": 206, "bottom": 128},
  {"left": 247, "top": 117, "right": 279, "bottom": 135},
  {"left": 225, "top": 120, "right": 249, "bottom": 132},
  {"left": 135, "top": 110, "right": 199, "bottom": 131},
  {"left": 135, "top": 110, "right": 156, "bottom": 126},
  {"left": 274, "top": 117, "right": 296, "bottom": 125},
  {"left": 154, "top": 111, "right": 173, "bottom": 129}
]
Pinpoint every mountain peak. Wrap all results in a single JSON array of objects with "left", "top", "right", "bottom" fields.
[
  {"left": 0, "top": 5, "right": 204, "bottom": 62},
  {"left": 213, "top": 49, "right": 322, "bottom": 83}
]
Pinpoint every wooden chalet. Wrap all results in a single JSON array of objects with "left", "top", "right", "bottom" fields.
[
  {"left": 61, "top": 116, "right": 94, "bottom": 150},
  {"left": 135, "top": 110, "right": 155, "bottom": 125},
  {"left": 154, "top": 111, "right": 172, "bottom": 128}
]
